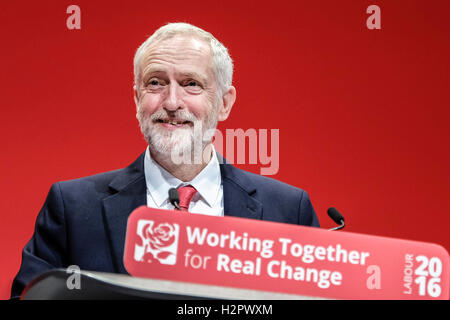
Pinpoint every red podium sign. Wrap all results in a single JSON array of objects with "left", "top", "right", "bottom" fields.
[{"left": 123, "top": 206, "right": 449, "bottom": 300}]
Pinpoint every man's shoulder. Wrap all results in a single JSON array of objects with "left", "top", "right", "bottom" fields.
[
  {"left": 55, "top": 152, "right": 145, "bottom": 197},
  {"left": 49, "top": 169, "right": 125, "bottom": 205},
  {"left": 58, "top": 168, "right": 123, "bottom": 190},
  {"left": 222, "top": 164, "right": 307, "bottom": 198},
  {"left": 224, "top": 165, "right": 319, "bottom": 227}
]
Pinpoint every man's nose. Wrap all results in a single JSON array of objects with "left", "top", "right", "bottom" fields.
[{"left": 163, "top": 82, "right": 184, "bottom": 111}]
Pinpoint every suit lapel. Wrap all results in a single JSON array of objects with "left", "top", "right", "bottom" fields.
[
  {"left": 219, "top": 159, "right": 263, "bottom": 220},
  {"left": 102, "top": 153, "right": 146, "bottom": 274}
]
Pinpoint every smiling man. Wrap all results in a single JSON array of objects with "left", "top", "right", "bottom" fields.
[{"left": 11, "top": 23, "right": 319, "bottom": 299}]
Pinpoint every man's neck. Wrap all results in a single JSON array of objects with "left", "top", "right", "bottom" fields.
[{"left": 149, "top": 144, "right": 214, "bottom": 182}]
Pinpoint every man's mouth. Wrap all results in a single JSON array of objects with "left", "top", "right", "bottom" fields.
[{"left": 155, "top": 119, "right": 192, "bottom": 128}]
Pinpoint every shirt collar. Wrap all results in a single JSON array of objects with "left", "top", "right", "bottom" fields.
[{"left": 144, "top": 146, "right": 222, "bottom": 208}]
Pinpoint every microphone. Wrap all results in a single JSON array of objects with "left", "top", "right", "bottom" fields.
[
  {"left": 327, "top": 207, "right": 345, "bottom": 231},
  {"left": 168, "top": 188, "right": 181, "bottom": 210}
]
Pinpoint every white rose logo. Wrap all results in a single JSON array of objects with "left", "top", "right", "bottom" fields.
[{"left": 134, "top": 220, "right": 179, "bottom": 265}]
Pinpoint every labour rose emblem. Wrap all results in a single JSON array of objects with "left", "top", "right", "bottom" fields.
[{"left": 140, "top": 223, "right": 177, "bottom": 263}]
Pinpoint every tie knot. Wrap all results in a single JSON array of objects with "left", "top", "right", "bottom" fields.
[{"left": 177, "top": 185, "right": 197, "bottom": 211}]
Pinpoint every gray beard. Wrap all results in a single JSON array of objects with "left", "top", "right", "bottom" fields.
[{"left": 137, "top": 107, "right": 218, "bottom": 164}]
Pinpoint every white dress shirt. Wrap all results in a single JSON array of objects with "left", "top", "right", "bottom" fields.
[{"left": 143, "top": 146, "right": 224, "bottom": 216}]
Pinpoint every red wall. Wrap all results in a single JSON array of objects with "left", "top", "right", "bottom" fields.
[{"left": 1, "top": 0, "right": 449, "bottom": 299}]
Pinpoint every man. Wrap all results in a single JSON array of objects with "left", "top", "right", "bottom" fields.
[{"left": 11, "top": 23, "right": 319, "bottom": 299}]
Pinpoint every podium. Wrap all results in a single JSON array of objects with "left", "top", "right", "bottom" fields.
[
  {"left": 21, "top": 206, "right": 450, "bottom": 300},
  {"left": 22, "top": 269, "right": 319, "bottom": 300}
]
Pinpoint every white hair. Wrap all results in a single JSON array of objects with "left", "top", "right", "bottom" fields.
[{"left": 133, "top": 22, "right": 234, "bottom": 97}]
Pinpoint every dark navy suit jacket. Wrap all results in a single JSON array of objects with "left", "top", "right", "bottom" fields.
[{"left": 11, "top": 152, "right": 319, "bottom": 298}]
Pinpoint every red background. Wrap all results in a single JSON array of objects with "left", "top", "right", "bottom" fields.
[{"left": 0, "top": 0, "right": 449, "bottom": 299}]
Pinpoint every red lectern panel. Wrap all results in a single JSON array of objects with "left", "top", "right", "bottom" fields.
[{"left": 124, "top": 206, "right": 449, "bottom": 300}]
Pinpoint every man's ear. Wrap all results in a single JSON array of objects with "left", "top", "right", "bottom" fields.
[
  {"left": 133, "top": 84, "right": 140, "bottom": 112},
  {"left": 217, "top": 85, "right": 236, "bottom": 122}
]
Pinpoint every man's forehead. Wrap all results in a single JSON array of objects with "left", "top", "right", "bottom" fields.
[{"left": 140, "top": 35, "right": 213, "bottom": 77}]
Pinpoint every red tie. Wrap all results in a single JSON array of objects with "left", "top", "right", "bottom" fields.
[{"left": 177, "top": 185, "right": 197, "bottom": 211}]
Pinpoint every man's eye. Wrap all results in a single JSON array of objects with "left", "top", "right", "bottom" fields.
[
  {"left": 187, "top": 81, "right": 198, "bottom": 87},
  {"left": 149, "top": 79, "right": 159, "bottom": 86}
]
